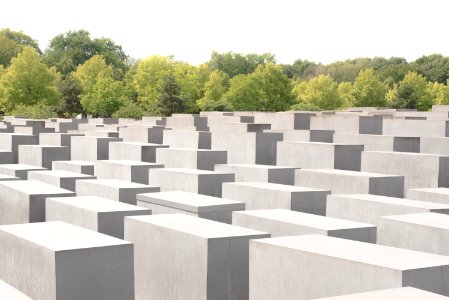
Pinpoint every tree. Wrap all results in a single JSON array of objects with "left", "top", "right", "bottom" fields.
[
  {"left": 133, "top": 55, "right": 175, "bottom": 113},
  {"left": 326, "top": 58, "right": 371, "bottom": 83},
  {"left": 222, "top": 73, "right": 264, "bottom": 111},
  {"left": 338, "top": 82, "right": 355, "bottom": 108},
  {"left": 74, "top": 55, "right": 113, "bottom": 93},
  {"left": 196, "top": 70, "right": 230, "bottom": 111},
  {"left": 413, "top": 54, "right": 449, "bottom": 84},
  {"left": 157, "top": 75, "right": 185, "bottom": 116},
  {"left": 428, "top": 81, "right": 449, "bottom": 105},
  {"left": 207, "top": 51, "right": 275, "bottom": 78},
  {"left": 0, "top": 29, "right": 41, "bottom": 67},
  {"left": 253, "top": 63, "right": 295, "bottom": 111},
  {"left": 352, "top": 69, "right": 387, "bottom": 107},
  {"left": 80, "top": 74, "right": 129, "bottom": 117},
  {"left": 173, "top": 62, "right": 208, "bottom": 113},
  {"left": 281, "top": 59, "right": 319, "bottom": 79},
  {"left": 293, "top": 75, "right": 342, "bottom": 110},
  {"left": 0, "top": 47, "right": 61, "bottom": 114},
  {"left": 386, "top": 72, "right": 433, "bottom": 111},
  {"left": 43, "top": 30, "right": 128, "bottom": 76},
  {"left": 58, "top": 73, "right": 83, "bottom": 116}
]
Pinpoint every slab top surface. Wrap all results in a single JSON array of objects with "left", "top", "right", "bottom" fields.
[
  {"left": 315, "top": 287, "right": 448, "bottom": 299},
  {"left": 364, "top": 150, "right": 449, "bottom": 158},
  {"left": 48, "top": 196, "right": 151, "bottom": 212},
  {"left": 0, "top": 180, "right": 75, "bottom": 195},
  {"left": 96, "top": 160, "right": 162, "bottom": 167},
  {"left": 0, "top": 279, "right": 31, "bottom": 299},
  {"left": 331, "top": 194, "right": 449, "bottom": 209},
  {"left": 137, "top": 191, "right": 244, "bottom": 212},
  {"left": 254, "top": 234, "right": 449, "bottom": 270},
  {"left": 215, "top": 163, "right": 297, "bottom": 170},
  {"left": 236, "top": 209, "right": 375, "bottom": 230},
  {"left": 79, "top": 178, "right": 156, "bottom": 189},
  {"left": 128, "top": 214, "right": 268, "bottom": 238},
  {"left": 0, "top": 164, "right": 46, "bottom": 171},
  {"left": 111, "top": 141, "right": 165, "bottom": 147},
  {"left": 0, "top": 174, "right": 20, "bottom": 180},
  {"left": 0, "top": 221, "right": 131, "bottom": 251},
  {"left": 298, "top": 168, "right": 402, "bottom": 178},
  {"left": 29, "top": 170, "right": 94, "bottom": 178},
  {"left": 381, "top": 212, "right": 449, "bottom": 230},
  {"left": 54, "top": 160, "right": 95, "bottom": 166},
  {"left": 409, "top": 187, "right": 449, "bottom": 195},
  {"left": 153, "top": 168, "right": 231, "bottom": 175},
  {"left": 224, "top": 181, "right": 328, "bottom": 192}
]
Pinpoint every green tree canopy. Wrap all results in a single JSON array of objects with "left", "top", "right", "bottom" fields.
[
  {"left": 80, "top": 74, "right": 129, "bottom": 117},
  {"left": 74, "top": 55, "right": 113, "bottom": 93},
  {"left": 352, "top": 68, "right": 388, "bottom": 107},
  {"left": 157, "top": 75, "right": 185, "bottom": 116},
  {"left": 253, "top": 63, "right": 295, "bottom": 111},
  {"left": 428, "top": 81, "right": 449, "bottom": 105},
  {"left": 387, "top": 71, "right": 433, "bottom": 111},
  {"left": 223, "top": 73, "right": 264, "bottom": 111},
  {"left": 293, "top": 75, "right": 342, "bottom": 110},
  {"left": 413, "top": 54, "right": 449, "bottom": 84},
  {"left": 196, "top": 70, "right": 230, "bottom": 111},
  {"left": 207, "top": 51, "right": 275, "bottom": 78},
  {"left": 0, "top": 28, "right": 41, "bottom": 67},
  {"left": 0, "top": 46, "right": 61, "bottom": 114},
  {"left": 43, "top": 30, "right": 128, "bottom": 76},
  {"left": 133, "top": 55, "right": 175, "bottom": 112}
]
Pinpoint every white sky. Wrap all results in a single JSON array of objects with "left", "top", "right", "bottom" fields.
[{"left": 1, "top": 0, "right": 448, "bottom": 65}]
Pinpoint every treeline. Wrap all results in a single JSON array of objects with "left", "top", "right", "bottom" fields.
[{"left": 0, "top": 28, "right": 449, "bottom": 118}]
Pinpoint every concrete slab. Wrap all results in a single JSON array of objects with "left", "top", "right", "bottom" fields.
[
  {"left": 136, "top": 191, "right": 244, "bottom": 223},
  {"left": 0, "top": 180, "right": 75, "bottom": 224},
  {"left": 125, "top": 214, "right": 269, "bottom": 300},
  {"left": 233, "top": 209, "right": 376, "bottom": 242},
  {"left": 378, "top": 212, "right": 449, "bottom": 256},
  {"left": 28, "top": 170, "right": 96, "bottom": 192},
  {"left": 71, "top": 136, "right": 121, "bottom": 161},
  {"left": 0, "top": 164, "right": 46, "bottom": 179},
  {"left": 0, "top": 280, "right": 31, "bottom": 300},
  {"left": 0, "top": 221, "right": 134, "bottom": 300},
  {"left": 295, "top": 169, "right": 404, "bottom": 197},
  {"left": 76, "top": 179, "right": 159, "bottom": 204},
  {"left": 148, "top": 168, "right": 234, "bottom": 197},
  {"left": 327, "top": 194, "right": 449, "bottom": 224},
  {"left": 47, "top": 196, "right": 151, "bottom": 238},
  {"left": 407, "top": 188, "right": 449, "bottom": 205},
  {"left": 277, "top": 142, "right": 364, "bottom": 171},
  {"left": 215, "top": 163, "right": 297, "bottom": 185},
  {"left": 52, "top": 160, "right": 95, "bottom": 175},
  {"left": 95, "top": 160, "right": 163, "bottom": 184},
  {"left": 109, "top": 141, "right": 168, "bottom": 162},
  {"left": 18, "top": 145, "right": 70, "bottom": 169},
  {"left": 362, "top": 151, "right": 449, "bottom": 190},
  {"left": 314, "top": 287, "right": 449, "bottom": 300},
  {"left": 222, "top": 182, "right": 330, "bottom": 215},
  {"left": 156, "top": 148, "right": 227, "bottom": 170},
  {"left": 250, "top": 234, "right": 449, "bottom": 299}
]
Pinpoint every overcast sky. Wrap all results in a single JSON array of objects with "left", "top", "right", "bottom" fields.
[{"left": 2, "top": 0, "right": 448, "bottom": 65}]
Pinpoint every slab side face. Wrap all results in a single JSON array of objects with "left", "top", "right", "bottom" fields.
[{"left": 54, "top": 244, "right": 135, "bottom": 300}]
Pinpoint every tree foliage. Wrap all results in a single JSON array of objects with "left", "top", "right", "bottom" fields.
[
  {"left": 208, "top": 51, "right": 275, "bottom": 78},
  {"left": 293, "top": 75, "right": 342, "bottom": 110},
  {"left": 387, "top": 72, "right": 434, "bottom": 111},
  {"left": 0, "top": 28, "right": 41, "bottom": 67},
  {"left": 196, "top": 70, "right": 229, "bottom": 111},
  {"left": 0, "top": 47, "right": 61, "bottom": 114},
  {"left": 80, "top": 74, "right": 129, "bottom": 117},
  {"left": 352, "top": 69, "right": 388, "bottom": 107},
  {"left": 223, "top": 74, "right": 264, "bottom": 111},
  {"left": 157, "top": 75, "right": 185, "bottom": 116},
  {"left": 133, "top": 55, "right": 174, "bottom": 113},
  {"left": 43, "top": 30, "right": 128, "bottom": 76}
]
